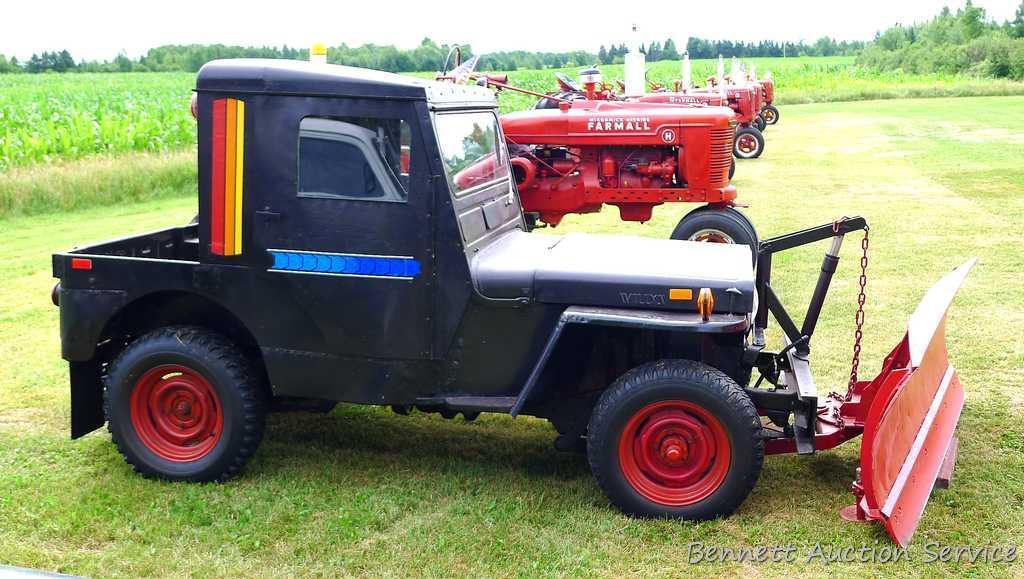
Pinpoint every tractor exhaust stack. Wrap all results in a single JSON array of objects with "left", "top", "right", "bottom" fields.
[
  {"left": 624, "top": 24, "right": 646, "bottom": 96},
  {"left": 681, "top": 52, "right": 692, "bottom": 92}
]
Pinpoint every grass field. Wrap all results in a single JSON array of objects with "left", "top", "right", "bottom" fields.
[
  {"left": 0, "top": 95, "right": 1021, "bottom": 577},
  {"left": 4, "top": 56, "right": 1024, "bottom": 177}
]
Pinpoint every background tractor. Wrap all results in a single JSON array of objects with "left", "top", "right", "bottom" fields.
[{"left": 451, "top": 55, "right": 759, "bottom": 253}]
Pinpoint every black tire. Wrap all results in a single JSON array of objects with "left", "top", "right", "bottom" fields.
[
  {"left": 587, "top": 359, "right": 763, "bottom": 520},
  {"left": 671, "top": 205, "right": 759, "bottom": 262},
  {"left": 104, "top": 326, "right": 268, "bottom": 482},
  {"left": 733, "top": 126, "right": 764, "bottom": 159},
  {"left": 763, "top": 104, "right": 780, "bottom": 125},
  {"left": 754, "top": 114, "right": 767, "bottom": 132},
  {"left": 728, "top": 159, "right": 736, "bottom": 180}
]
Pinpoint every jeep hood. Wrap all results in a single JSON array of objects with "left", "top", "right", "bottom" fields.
[{"left": 471, "top": 231, "right": 755, "bottom": 314}]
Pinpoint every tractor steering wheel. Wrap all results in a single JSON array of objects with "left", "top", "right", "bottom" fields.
[{"left": 554, "top": 72, "right": 582, "bottom": 93}]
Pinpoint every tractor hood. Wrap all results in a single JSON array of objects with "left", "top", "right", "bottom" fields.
[{"left": 471, "top": 231, "right": 754, "bottom": 315}]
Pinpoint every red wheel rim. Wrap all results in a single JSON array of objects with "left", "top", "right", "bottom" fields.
[
  {"left": 737, "top": 134, "right": 758, "bottom": 155},
  {"left": 618, "top": 400, "right": 731, "bottom": 506},
  {"left": 129, "top": 364, "right": 223, "bottom": 462},
  {"left": 688, "top": 228, "right": 735, "bottom": 244}
]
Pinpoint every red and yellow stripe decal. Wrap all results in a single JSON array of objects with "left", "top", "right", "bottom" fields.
[{"left": 210, "top": 98, "right": 245, "bottom": 256}]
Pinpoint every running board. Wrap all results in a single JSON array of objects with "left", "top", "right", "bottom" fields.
[{"left": 415, "top": 396, "right": 517, "bottom": 413}]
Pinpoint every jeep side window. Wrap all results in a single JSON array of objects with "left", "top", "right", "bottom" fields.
[
  {"left": 434, "top": 112, "right": 509, "bottom": 196},
  {"left": 298, "top": 117, "right": 411, "bottom": 202}
]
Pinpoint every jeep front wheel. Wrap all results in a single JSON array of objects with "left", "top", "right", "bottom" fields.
[
  {"left": 587, "top": 360, "right": 763, "bottom": 520},
  {"left": 105, "top": 326, "right": 268, "bottom": 482}
]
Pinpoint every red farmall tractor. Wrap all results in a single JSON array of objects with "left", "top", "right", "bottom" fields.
[
  {"left": 541, "top": 54, "right": 767, "bottom": 160},
  {"left": 747, "top": 63, "right": 779, "bottom": 126},
  {"left": 651, "top": 54, "right": 768, "bottom": 159},
  {"left": 455, "top": 62, "right": 758, "bottom": 251}
]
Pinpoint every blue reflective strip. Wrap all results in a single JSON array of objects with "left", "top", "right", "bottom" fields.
[{"left": 268, "top": 250, "right": 420, "bottom": 278}]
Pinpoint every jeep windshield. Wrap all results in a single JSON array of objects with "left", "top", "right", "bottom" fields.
[{"left": 434, "top": 111, "right": 509, "bottom": 195}]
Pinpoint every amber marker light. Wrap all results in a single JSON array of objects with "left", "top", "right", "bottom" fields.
[{"left": 668, "top": 288, "right": 693, "bottom": 301}]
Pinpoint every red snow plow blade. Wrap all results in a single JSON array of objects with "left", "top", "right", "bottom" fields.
[{"left": 845, "top": 258, "right": 977, "bottom": 546}]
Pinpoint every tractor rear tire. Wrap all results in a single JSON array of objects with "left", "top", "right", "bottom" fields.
[
  {"left": 587, "top": 359, "right": 763, "bottom": 521},
  {"left": 755, "top": 114, "right": 767, "bottom": 132},
  {"left": 763, "top": 104, "right": 780, "bottom": 125},
  {"left": 734, "top": 126, "right": 764, "bottom": 159},
  {"left": 671, "top": 205, "right": 759, "bottom": 262},
  {"left": 104, "top": 326, "right": 268, "bottom": 482}
]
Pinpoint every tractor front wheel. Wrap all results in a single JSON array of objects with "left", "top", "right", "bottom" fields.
[
  {"left": 754, "top": 114, "right": 767, "bottom": 132},
  {"left": 734, "top": 127, "right": 764, "bottom": 159},
  {"left": 671, "top": 205, "right": 758, "bottom": 262},
  {"left": 763, "top": 104, "right": 780, "bottom": 125},
  {"left": 728, "top": 159, "right": 736, "bottom": 180},
  {"left": 587, "top": 360, "right": 763, "bottom": 520},
  {"left": 104, "top": 326, "right": 268, "bottom": 482}
]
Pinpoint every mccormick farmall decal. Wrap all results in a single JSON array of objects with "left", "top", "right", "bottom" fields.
[{"left": 586, "top": 116, "right": 652, "bottom": 131}]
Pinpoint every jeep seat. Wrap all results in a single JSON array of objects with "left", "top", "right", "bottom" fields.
[{"left": 471, "top": 231, "right": 755, "bottom": 314}]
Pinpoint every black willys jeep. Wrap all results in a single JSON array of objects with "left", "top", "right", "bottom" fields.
[{"left": 52, "top": 59, "right": 896, "bottom": 522}]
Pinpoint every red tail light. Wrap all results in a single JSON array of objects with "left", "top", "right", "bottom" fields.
[{"left": 70, "top": 258, "right": 92, "bottom": 271}]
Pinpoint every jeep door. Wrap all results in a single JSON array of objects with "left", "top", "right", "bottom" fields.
[{"left": 251, "top": 96, "right": 434, "bottom": 361}]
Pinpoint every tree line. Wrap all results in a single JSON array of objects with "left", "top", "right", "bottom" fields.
[
  {"left": 857, "top": 0, "right": 1024, "bottom": 79},
  {"left": 0, "top": 34, "right": 866, "bottom": 75},
  {"left": 596, "top": 37, "right": 863, "bottom": 65}
]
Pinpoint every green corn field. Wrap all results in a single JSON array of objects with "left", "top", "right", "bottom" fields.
[
  {"left": 2, "top": 56, "right": 1023, "bottom": 171},
  {"left": 0, "top": 72, "right": 194, "bottom": 170}
]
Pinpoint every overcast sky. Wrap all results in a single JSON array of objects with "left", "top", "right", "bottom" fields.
[{"left": 1, "top": 0, "right": 1019, "bottom": 62}]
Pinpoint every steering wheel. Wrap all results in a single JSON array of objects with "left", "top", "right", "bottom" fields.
[{"left": 554, "top": 72, "right": 581, "bottom": 92}]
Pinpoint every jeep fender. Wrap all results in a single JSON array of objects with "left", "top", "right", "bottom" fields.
[{"left": 510, "top": 305, "right": 749, "bottom": 416}]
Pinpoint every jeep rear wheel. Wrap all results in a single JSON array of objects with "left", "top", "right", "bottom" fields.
[
  {"left": 587, "top": 360, "right": 763, "bottom": 520},
  {"left": 105, "top": 326, "right": 268, "bottom": 482}
]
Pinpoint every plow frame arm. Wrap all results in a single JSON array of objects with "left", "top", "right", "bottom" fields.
[
  {"left": 751, "top": 216, "right": 867, "bottom": 352},
  {"left": 743, "top": 216, "right": 868, "bottom": 455}
]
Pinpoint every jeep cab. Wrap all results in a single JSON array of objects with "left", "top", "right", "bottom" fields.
[{"left": 52, "top": 60, "right": 974, "bottom": 539}]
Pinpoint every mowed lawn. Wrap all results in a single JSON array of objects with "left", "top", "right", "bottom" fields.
[{"left": 0, "top": 96, "right": 1022, "bottom": 577}]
